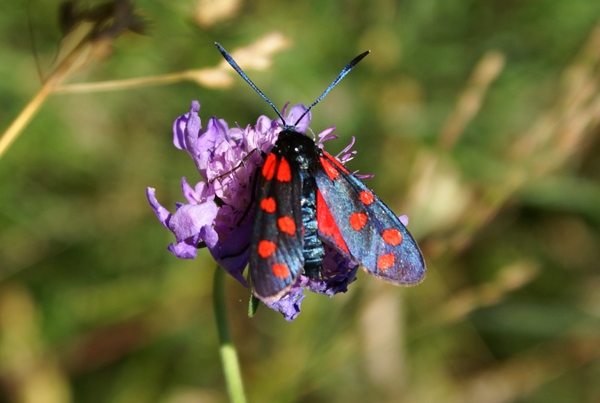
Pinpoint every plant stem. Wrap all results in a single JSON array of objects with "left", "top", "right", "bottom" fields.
[
  {"left": 54, "top": 72, "right": 187, "bottom": 93},
  {"left": 0, "top": 24, "right": 93, "bottom": 161},
  {"left": 0, "top": 81, "right": 54, "bottom": 159},
  {"left": 213, "top": 266, "right": 247, "bottom": 403}
]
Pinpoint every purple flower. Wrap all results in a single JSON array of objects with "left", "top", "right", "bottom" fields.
[{"left": 147, "top": 100, "right": 388, "bottom": 320}]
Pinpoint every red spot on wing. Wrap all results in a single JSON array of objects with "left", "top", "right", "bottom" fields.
[
  {"left": 317, "top": 190, "right": 349, "bottom": 254},
  {"left": 276, "top": 157, "right": 292, "bottom": 182},
  {"left": 272, "top": 264, "right": 290, "bottom": 279},
  {"left": 260, "top": 197, "right": 276, "bottom": 213},
  {"left": 382, "top": 229, "right": 402, "bottom": 245},
  {"left": 360, "top": 191, "right": 374, "bottom": 205},
  {"left": 258, "top": 240, "right": 276, "bottom": 258},
  {"left": 262, "top": 154, "right": 277, "bottom": 180},
  {"left": 278, "top": 216, "right": 296, "bottom": 235},
  {"left": 319, "top": 157, "right": 339, "bottom": 180},
  {"left": 349, "top": 212, "right": 367, "bottom": 231},
  {"left": 378, "top": 253, "right": 395, "bottom": 271},
  {"left": 323, "top": 152, "right": 350, "bottom": 174}
]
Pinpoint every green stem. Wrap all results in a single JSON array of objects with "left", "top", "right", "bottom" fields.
[
  {"left": 0, "top": 80, "right": 54, "bottom": 160},
  {"left": 213, "top": 266, "right": 247, "bottom": 403}
]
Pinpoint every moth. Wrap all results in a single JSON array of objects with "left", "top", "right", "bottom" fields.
[{"left": 216, "top": 43, "right": 426, "bottom": 301}]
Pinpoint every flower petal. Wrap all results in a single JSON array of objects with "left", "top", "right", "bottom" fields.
[
  {"left": 168, "top": 202, "right": 218, "bottom": 242},
  {"left": 184, "top": 101, "right": 202, "bottom": 154},
  {"left": 208, "top": 221, "right": 252, "bottom": 287},
  {"left": 146, "top": 187, "right": 172, "bottom": 229},
  {"left": 281, "top": 104, "right": 311, "bottom": 133},
  {"left": 181, "top": 177, "right": 214, "bottom": 205},
  {"left": 201, "top": 225, "right": 219, "bottom": 249},
  {"left": 338, "top": 136, "right": 356, "bottom": 157},
  {"left": 173, "top": 112, "right": 189, "bottom": 150},
  {"left": 317, "top": 126, "right": 336, "bottom": 140},
  {"left": 168, "top": 236, "right": 200, "bottom": 259},
  {"left": 263, "top": 287, "right": 305, "bottom": 321},
  {"left": 198, "top": 117, "right": 225, "bottom": 155}
]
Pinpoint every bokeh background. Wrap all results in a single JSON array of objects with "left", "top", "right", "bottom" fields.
[{"left": 2, "top": 0, "right": 600, "bottom": 402}]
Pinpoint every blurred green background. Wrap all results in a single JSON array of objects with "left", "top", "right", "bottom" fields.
[{"left": 2, "top": 0, "right": 600, "bottom": 402}]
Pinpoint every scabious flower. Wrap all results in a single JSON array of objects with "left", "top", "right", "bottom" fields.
[{"left": 147, "top": 101, "right": 365, "bottom": 320}]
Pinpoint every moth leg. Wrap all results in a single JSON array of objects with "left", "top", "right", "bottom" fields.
[
  {"left": 209, "top": 148, "right": 266, "bottom": 183},
  {"left": 198, "top": 150, "right": 265, "bottom": 250}
]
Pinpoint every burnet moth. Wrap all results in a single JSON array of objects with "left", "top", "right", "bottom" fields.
[{"left": 216, "top": 43, "right": 426, "bottom": 302}]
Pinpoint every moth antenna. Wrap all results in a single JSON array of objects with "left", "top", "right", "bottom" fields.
[
  {"left": 215, "top": 43, "right": 287, "bottom": 125},
  {"left": 293, "top": 50, "right": 370, "bottom": 127}
]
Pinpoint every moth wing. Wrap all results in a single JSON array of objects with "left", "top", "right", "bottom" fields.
[
  {"left": 314, "top": 152, "right": 425, "bottom": 285},
  {"left": 249, "top": 154, "right": 305, "bottom": 300}
]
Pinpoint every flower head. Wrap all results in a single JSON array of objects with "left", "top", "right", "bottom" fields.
[{"left": 148, "top": 101, "right": 367, "bottom": 320}]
